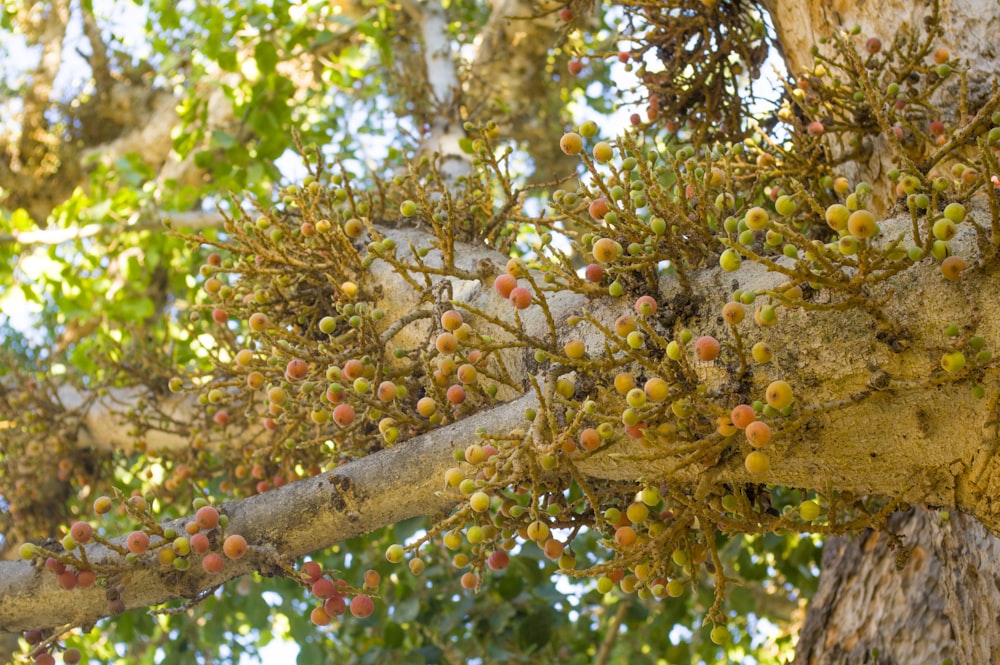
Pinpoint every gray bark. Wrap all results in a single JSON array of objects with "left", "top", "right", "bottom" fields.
[
  {"left": 762, "top": 2, "right": 1000, "bottom": 663},
  {"left": 796, "top": 508, "right": 1000, "bottom": 664}
]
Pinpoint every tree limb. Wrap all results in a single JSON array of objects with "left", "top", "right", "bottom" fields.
[
  {"left": 0, "top": 395, "right": 533, "bottom": 633},
  {"left": 4, "top": 215, "right": 1000, "bottom": 632},
  {"left": 0, "top": 210, "right": 231, "bottom": 248},
  {"left": 17, "top": 0, "right": 71, "bottom": 162}
]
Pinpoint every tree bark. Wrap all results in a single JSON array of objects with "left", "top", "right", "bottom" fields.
[
  {"left": 765, "top": 2, "right": 1000, "bottom": 662},
  {"left": 795, "top": 507, "right": 1000, "bottom": 664},
  {"left": 3, "top": 210, "right": 1000, "bottom": 632},
  {"left": 764, "top": 0, "right": 1000, "bottom": 91},
  {"left": 762, "top": 0, "right": 1000, "bottom": 213}
]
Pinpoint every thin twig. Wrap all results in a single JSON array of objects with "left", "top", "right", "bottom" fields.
[{"left": 594, "top": 600, "right": 629, "bottom": 665}]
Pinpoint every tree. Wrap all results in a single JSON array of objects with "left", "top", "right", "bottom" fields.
[{"left": 2, "top": 0, "right": 1000, "bottom": 663}]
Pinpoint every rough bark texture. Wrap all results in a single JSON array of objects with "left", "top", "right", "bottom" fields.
[
  {"left": 796, "top": 507, "right": 1000, "bottom": 664},
  {"left": 4, "top": 211, "right": 1000, "bottom": 634},
  {"left": 0, "top": 396, "right": 532, "bottom": 633},
  {"left": 764, "top": 1, "right": 1000, "bottom": 663},
  {"left": 763, "top": 0, "right": 1000, "bottom": 213},
  {"left": 467, "top": 0, "right": 578, "bottom": 180},
  {"left": 765, "top": 0, "right": 1000, "bottom": 89}
]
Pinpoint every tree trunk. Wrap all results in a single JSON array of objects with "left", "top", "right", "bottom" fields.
[
  {"left": 766, "top": 0, "right": 1000, "bottom": 212},
  {"left": 765, "top": 2, "right": 1000, "bottom": 662},
  {"left": 764, "top": 0, "right": 1000, "bottom": 90},
  {"left": 795, "top": 507, "right": 1000, "bottom": 664}
]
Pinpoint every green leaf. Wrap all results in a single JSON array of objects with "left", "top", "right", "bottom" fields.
[
  {"left": 516, "top": 610, "right": 553, "bottom": 649},
  {"left": 411, "top": 647, "right": 440, "bottom": 664},
  {"left": 497, "top": 571, "right": 524, "bottom": 600},
  {"left": 210, "top": 130, "right": 237, "bottom": 149},
  {"left": 117, "top": 297, "right": 155, "bottom": 320},
  {"left": 68, "top": 336, "right": 99, "bottom": 372},
  {"left": 313, "top": 29, "right": 337, "bottom": 45},
  {"left": 296, "top": 641, "right": 325, "bottom": 664},
  {"left": 394, "top": 595, "right": 420, "bottom": 622},
  {"left": 20, "top": 284, "right": 41, "bottom": 304},
  {"left": 383, "top": 620, "right": 405, "bottom": 648},
  {"left": 194, "top": 150, "right": 215, "bottom": 169},
  {"left": 8, "top": 208, "right": 34, "bottom": 231},
  {"left": 255, "top": 41, "right": 279, "bottom": 75},
  {"left": 218, "top": 49, "right": 238, "bottom": 72}
]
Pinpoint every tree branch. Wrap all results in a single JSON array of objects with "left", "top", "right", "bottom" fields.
[
  {"left": 0, "top": 395, "right": 532, "bottom": 633},
  {"left": 5, "top": 214, "right": 1000, "bottom": 631},
  {"left": 79, "top": 1, "right": 112, "bottom": 91},
  {"left": 465, "top": 0, "right": 575, "bottom": 180},
  {"left": 18, "top": 0, "right": 71, "bottom": 161},
  {"left": 0, "top": 210, "right": 231, "bottom": 248},
  {"left": 594, "top": 600, "right": 629, "bottom": 665},
  {"left": 398, "top": 0, "right": 468, "bottom": 179}
]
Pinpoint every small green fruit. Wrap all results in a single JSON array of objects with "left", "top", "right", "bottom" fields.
[
  {"left": 932, "top": 219, "right": 957, "bottom": 241},
  {"left": 626, "top": 388, "right": 647, "bottom": 408},
  {"left": 560, "top": 132, "right": 584, "bottom": 155},
  {"left": 640, "top": 487, "right": 660, "bottom": 506},
  {"left": 765, "top": 380, "right": 794, "bottom": 409},
  {"left": 593, "top": 142, "right": 613, "bottom": 163},
  {"left": 775, "top": 195, "right": 797, "bottom": 216},
  {"left": 719, "top": 248, "right": 742, "bottom": 272},
  {"left": 931, "top": 240, "right": 952, "bottom": 261},
  {"left": 744, "top": 207, "right": 769, "bottom": 230},
  {"left": 943, "top": 203, "right": 966, "bottom": 223},
  {"left": 799, "top": 500, "right": 821, "bottom": 521},
  {"left": 469, "top": 491, "right": 491, "bottom": 513},
  {"left": 941, "top": 351, "right": 966, "bottom": 373},
  {"left": 400, "top": 200, "right": 417, "bottom": 217},
  {"left": 710, "top": 625, "right": 731, "bottom": 645},
  {"left": 838, "top": 235, "right": 859, "bottom": 256}
]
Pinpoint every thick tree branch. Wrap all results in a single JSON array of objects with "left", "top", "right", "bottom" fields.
[
  {"left": 79, "top": 2, "right": 112, "bottom": 91},
  {"left": 5, "top": 213, "right": 1000, "bottom": 631},
  {"left": 762, "top": 0, "right": 1000, "bottom": 212},
  {"left": 398, "top": 0, "right": 468, "bottom": 179},
  {"left": 763, "top": 0, "right": 1000, "bottom": 91},
  {"left": 18, "top": 0, "right": 70, "bottom": 161},
  {"left": 0, "top": 396, "right": 533, "bottom": 633},
  {"left": 18, "top": 218, "right": 1000, "bottom": 518},
  {"left": 466, "top": 0, "right": 576, "bottom": 179},
  {"left": 0, "top": 210, "right": 232, "bottom": 248}
]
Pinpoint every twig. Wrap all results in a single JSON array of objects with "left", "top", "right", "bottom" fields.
[{"left": 594, "top": 600, "right": 629, "bottom": 665}]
